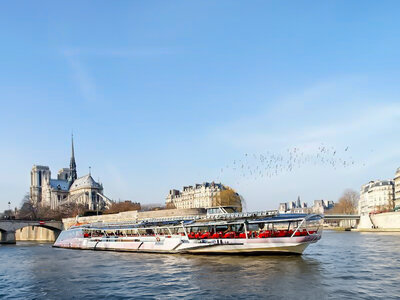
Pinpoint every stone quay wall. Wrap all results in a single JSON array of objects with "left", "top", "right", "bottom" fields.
[
  {"left": 370, "top": 211, "right": 400, "bottom": 229},
  {"left": 358, "top": 211, "right": 400, "bottom": 229},
  {"left": 62, "top": 208, "right": 206, "bottom": 229}
]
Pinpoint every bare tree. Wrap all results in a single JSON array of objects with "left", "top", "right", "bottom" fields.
[
  {"left": 165, "top": 201, "right": 176, "bottom": 209},
  {"left": 140, "top": 203, "right": 166, "bottom": 211},
  {"left": 17, "top": 193, "right": 38, "bottom": 220},
  {"left": 58, "top": 203, "right": 87, "bottom": 219},
  {"left": 331, "top": 189, "right": 359, "bottom": 214},
  {"left": 104, "top": 201, "right": 141, "bottom": 214}
]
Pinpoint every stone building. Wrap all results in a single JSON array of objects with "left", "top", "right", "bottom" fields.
[
  {"left": 166, "top": 182, "right": 239, "bottom": 210},
  {"left": 278, "top": 198, "right": 333, "bottom": 214},
  {"left": 312, "top": 199, "right": 334, "bottom": 214},
  {"left": 394, "top": 168, "right": 400, "bottom": 210},
  {"left": 278, "top": 196, "right": 309, "bottom": 213},
  {"left": 30, "top": 136, "right": 112, "bottom": 211},
  {"left": 359, "top": 180, "right": 395, "bottom": 216}
]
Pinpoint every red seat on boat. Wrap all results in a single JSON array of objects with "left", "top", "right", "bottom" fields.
[
  {"left": 223, "top": 232, "right": 235, "bottom": 239},
  {"left": 195, "top": 232, "right": 202, "bottom": 239},
  {"left": 276, "top": 230, "right": 286, "bottom": 237},
  {"left": 294, "top": 231, "right": 301, "bottom": 236},
  {"left": 239, "top": 233, "right": 246, "bottom": 238},
  {"left": 258, "top": 231, "right": 270, "bottom": 238},
  {"left": 200, "top": 232, "right": 211, "bottom": 239},
  {"left": 211, "top": 232, "right": 222, "bottom": 239}
]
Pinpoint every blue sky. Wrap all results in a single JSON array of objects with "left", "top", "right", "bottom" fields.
[{"left": 1, "top": 1, "right": 400, "bottom": 211}]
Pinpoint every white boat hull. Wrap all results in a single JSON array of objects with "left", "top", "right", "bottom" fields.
[
  {"left": 53, "top": 213, "right": 323, "bottom": 255},
  {"left": 54, "top": 235, "right": 320, "bottom": 255}
]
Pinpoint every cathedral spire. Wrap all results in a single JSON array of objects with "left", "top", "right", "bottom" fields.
[
  {"left": 69, "top": 134, "right": 77, "bottom": 183},
  {"left": 71, "top": 133, "right": 75, "bottom": 159}
]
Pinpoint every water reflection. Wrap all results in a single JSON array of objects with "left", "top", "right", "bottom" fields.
[{"left": 182, "top": 254, "right": 324, "bottom": 299}]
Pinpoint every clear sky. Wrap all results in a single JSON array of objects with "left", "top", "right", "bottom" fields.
[{"left": 1, "top": 1, "right": 400, "bottom": 212}]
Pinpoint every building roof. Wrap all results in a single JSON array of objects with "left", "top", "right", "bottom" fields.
[
  {"left": 49, "top": 179, "right": 70, "bottom": 191},
  {"left": 395, "top": 167, "right": 400, "bottom": 178},
  {"left": 186, "top": 182, "right": 224, "bottom": 190},
  {"left": 361, "top": 180, "right": 394, "bottom": 193},
  {"left": 69, "top": 174, "right": 102, "bottom": 191},
  {"left": 32, "top": 165, "right": 50, "bottom": 170}
]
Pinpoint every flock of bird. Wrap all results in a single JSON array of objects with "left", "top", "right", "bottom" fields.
[{"left": 218, "top": 144, "right": 366, "bottom": 184}]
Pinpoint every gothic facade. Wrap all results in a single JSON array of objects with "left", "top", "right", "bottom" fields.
[{"left": 30, "top": 136, "right": 112, "bottom": 211}]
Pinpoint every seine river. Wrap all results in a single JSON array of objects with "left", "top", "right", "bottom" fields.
[{"left": 1, "top": 231, "right": 400, "bottom": 299}]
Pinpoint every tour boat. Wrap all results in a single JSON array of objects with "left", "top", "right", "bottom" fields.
[{"left": 53, "top": 210, "right": 323, "bottom": 255}]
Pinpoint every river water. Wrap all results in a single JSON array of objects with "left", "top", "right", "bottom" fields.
[{"left": 1, "top": 231, "right": 400, "bottom": 299}]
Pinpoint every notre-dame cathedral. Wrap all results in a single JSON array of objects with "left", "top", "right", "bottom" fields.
[{"left": 30, "top": 136, "right": 112, "bottom": 211}]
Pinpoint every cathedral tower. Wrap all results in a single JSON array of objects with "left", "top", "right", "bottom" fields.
[{"left": 30, "top": 165, "right": 51, "bottom": 206}]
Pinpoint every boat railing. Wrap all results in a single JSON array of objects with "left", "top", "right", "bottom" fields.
[
  {"left": 125, "top": 209, "right": 280, "bottom": 224},
  {"left": 74, "top": 211, "right": 321, "bottom": 234}
]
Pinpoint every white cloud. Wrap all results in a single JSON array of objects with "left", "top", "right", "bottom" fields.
[
  {"left": 206, "top": 76, "right": 400, "bottom": 210},
  {"left": 63, "top": 52, "right": 97, "bottom": 103},
  {"left": 60, "top": 45, "right": 179, "bottom": 103},
  {"left": 210, "top": 76, "right": 400, "bottom": 150}
]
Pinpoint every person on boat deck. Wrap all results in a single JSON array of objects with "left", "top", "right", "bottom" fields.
[
  {"left": 257, "top": 223, "right": 265, "bottom": 235},
  {"left": 222, "top": 225, "right": 232, "bottom": 234}
]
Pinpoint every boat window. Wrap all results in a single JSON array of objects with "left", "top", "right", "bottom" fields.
[
  {"left": 248, "top": 224, "right": 260, "bottom": 232},
  {"left": 145, "top": 229, "right": 154, "bottom": 235},
  {"left": 306, "top": 217, "right": 323, "bottom": 233},
  {"left": 177, "top": 228, "right": 185, "bottom": 234},
  {"left": 215, "top": 226, "right": 229, "bottom": 232},
  {"left": 207, "top": 208, "right": 220, "bottom": 214},
  {"left": 223, "top": 207, "right": 237, "bottom": 213},
  {"left": 56, "top": 229, "right": 83, "bottom": 241}
]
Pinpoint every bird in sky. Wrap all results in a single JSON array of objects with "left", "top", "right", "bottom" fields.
[{"left": 217, "top": 143, "right": 362, "bottom": 183}]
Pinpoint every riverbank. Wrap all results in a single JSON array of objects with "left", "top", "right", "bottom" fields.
[
  {"left": 323, "top": 226, "right": 353, "bottom": 231},
  {"left": 353, "top": 228, "right": 400, "bottom": 232},
  {"left": 325, "top": 226, "right": 400, "bottom": 232}
]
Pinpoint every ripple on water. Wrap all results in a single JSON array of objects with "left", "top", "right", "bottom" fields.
[{"left": 1, "top": 233, "right": 400, "bottom": 299}]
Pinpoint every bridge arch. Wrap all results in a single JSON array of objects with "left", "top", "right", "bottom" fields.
[
  {"left": 13, "top": 223, "right": 62, "bottom": 232},
  {"left": 0, "top": 221, "right": 63, "bottom": 244},
  {"left": 0, "top": 227, "right": 16, "bottom": 244},
  {"left": 0, "top": 228, "right": 6, "bottom": 242},
  {"left": 14, "top": 224, "right": 61, "bottom": 242}
]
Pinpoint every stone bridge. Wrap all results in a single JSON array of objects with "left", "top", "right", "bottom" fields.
[
  {"left": 0, "top": 220, "right": 63, "bottom": 244},
  {"left": 324, "top": 214, "right": 360, "bottom": 220},
  {"left": 324, "top": 214, "right": 360, "bottom": 228}
]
